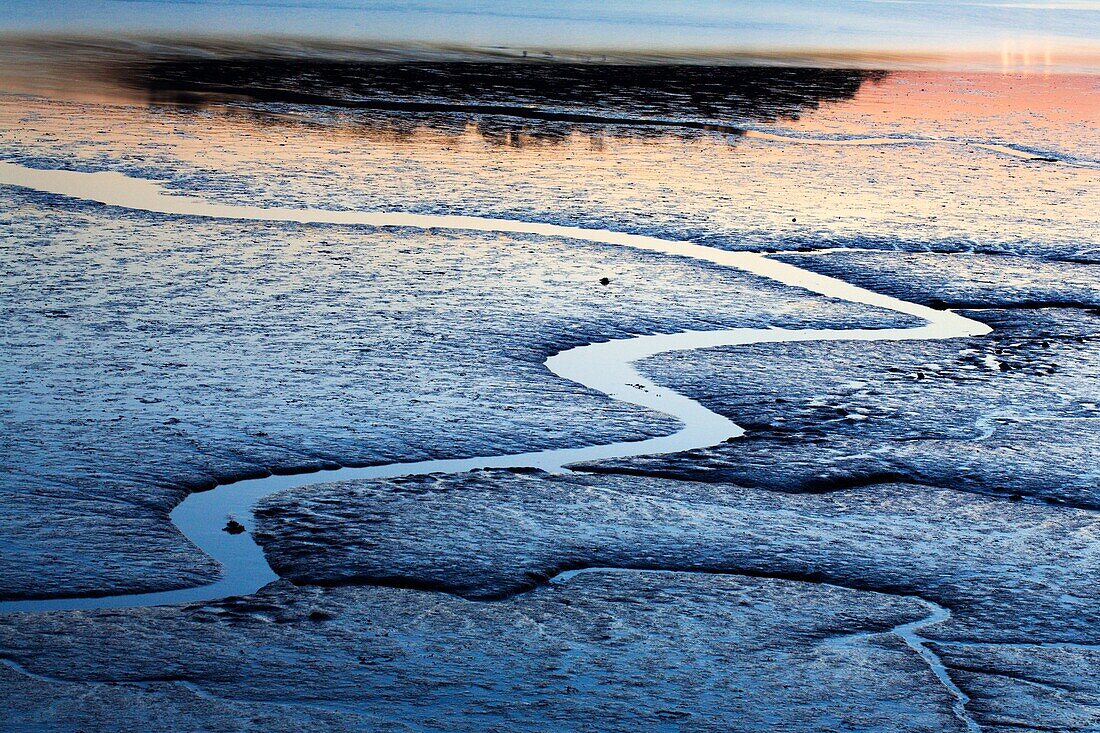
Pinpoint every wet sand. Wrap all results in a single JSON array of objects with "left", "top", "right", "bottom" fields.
[{"left": 0, "top": 58, "right": 1097, "bottom": 732}]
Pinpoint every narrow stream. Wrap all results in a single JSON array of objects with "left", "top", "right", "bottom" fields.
[
  {"left": 554, "top": 566, "right": 984, "bottom": 732},
  {"left": 0, "top": 161, "right": 988, "bottom": 616}
]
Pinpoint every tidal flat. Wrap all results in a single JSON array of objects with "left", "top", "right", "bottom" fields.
[{"left": 0, "top": 51, "right": 1098, "bottom": 732}]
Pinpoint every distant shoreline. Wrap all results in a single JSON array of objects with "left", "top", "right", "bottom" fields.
[{"left": 2, "top": 33, "right": 1099, "bottom": 74}]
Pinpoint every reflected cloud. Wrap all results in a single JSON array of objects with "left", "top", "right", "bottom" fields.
[
  {"left": 0, "top": 37, "right": 887, "bottom": 146},
  {"left": 131, "top": 58, "right": 888, "bottom": 146}
]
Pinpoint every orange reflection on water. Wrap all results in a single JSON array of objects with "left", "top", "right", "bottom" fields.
[{"left": 0, "top": 70, "right": 1096, "bottom": 258}]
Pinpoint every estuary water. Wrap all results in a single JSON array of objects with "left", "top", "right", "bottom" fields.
[{"left": 2, "top": 0, "right": 1100, "bottom": 71}]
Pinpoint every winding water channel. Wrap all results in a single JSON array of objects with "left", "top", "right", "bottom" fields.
[
  {"left": 0, "top": 159, "right": 999, "bottom": 729},
  {"left": 0, "top": 160, "right": 990, "bottom": 612}
]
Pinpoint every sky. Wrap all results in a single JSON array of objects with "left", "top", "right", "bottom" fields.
[{"left": 2, "top": 1, "right": 1099, "bottom": 67}]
